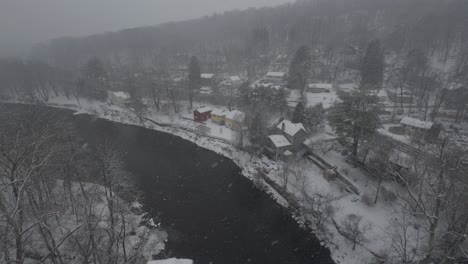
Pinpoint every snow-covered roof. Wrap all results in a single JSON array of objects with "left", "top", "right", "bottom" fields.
[
  {"left": 148, "top": 258, "right": 193, "bottom": 264},
  {"left": 339, "top": 83, "right": 358, "bottom": 91},
  {"left": 277, "top": 120, "right": 307, "bottom": 137},
  {"left": 266, "top": 72, "right": 286, "bottom": 78},
  {"left": 308, "top": 83, "right": 333, "bottom": 89},
  {"left": 400, "top": 117, "right": 433, "bottom": 130},
  {"left": 195, "top": 106, "right": 212, "bottom": 114},
  {"left": 200, "top": 86, "right": 212, "bottom": 91},
  {"left": 268, "top": 135, "right": 292, "bottom": 148},
  {"left": 199, "top": 86, "right": 213, "bottom": 95},
  {"left": 201, "top": 73, "right": 215, "bottom": 79},
  {"left": 446, "top": 83, "right": 467, "bottom": 91},
  {"left": 225, "top": 110, "right": 246, "bottom": 123},
  {"left": 229, "top": 76, "right": 241, "bottom": 82},
  {"left": 109, "top": 91, "right": 131, "bottom": 99},
  {"left": 211, "top": 108, "right": 226, "bottom": 116}
]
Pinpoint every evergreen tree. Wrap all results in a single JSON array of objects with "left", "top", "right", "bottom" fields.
[
  {"left": 188, "top": 56, "right": 201, "bottom": 109},
  {"left": 251, "top": 27, "right": 270, "bottom": 56},
  {"left": 288, "top": 45, "right": 312, "bottom": 95},
  {"left": 249, "top": 111, "right": 267, "bottom": 146},
  {"left": 360, "top": 39, "right": 384, "bottom": 90},
  {"left": 328, "top": 89, "right": 382, "bottom": 158},
  {"left": 292, "top": 101, "right": 305, "bottom": 123},
  {"left": 303, "top": 103, "right": 324, "bottom": 133},
  {"left": 78, "top": 57, "right": 107, "bottom": 101},
  {"left": 238, "top": 82, "right": 252, "bottom": 107},
  {"left": 273, "top": 88, "right": 289, "bottom": 115}
]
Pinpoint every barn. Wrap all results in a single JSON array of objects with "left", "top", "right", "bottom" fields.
[{"left": 193, "top": 106, "right": 212, "bottom": 122}]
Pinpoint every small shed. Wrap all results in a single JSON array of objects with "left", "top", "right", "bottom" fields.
[{"left": 194, "top": 106, "right": 212, "bottom": 122}]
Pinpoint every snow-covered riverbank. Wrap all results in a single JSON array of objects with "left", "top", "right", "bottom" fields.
[{"left": 5, "top": 96, "right": 402, "bottom": 264}]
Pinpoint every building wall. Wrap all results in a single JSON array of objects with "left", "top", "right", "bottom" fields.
[
  {"left": 265, "top": 139, "right": 290, "bottom": 160},
  {"left": 211, "top": 114, "right": 225, "bottom": 124},
  {"left": 194, "top": 111, "right": 210, "bottom": 122},
  {"left": 225, "top": 119, "right": 243, "bottom": 131}
]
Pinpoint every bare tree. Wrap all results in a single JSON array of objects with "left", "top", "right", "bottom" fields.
[
  {"left": 393, "top": 137, "right": 467, "bottom": 260},
  {"left": 302, "top": 191, "right": 337, "bottom": 233},
  {"left": 341, "top": 214, "right": 372, "bottom": 250},
  {"left": 385, "top": 212, "right": 421, "bottom": 263}
]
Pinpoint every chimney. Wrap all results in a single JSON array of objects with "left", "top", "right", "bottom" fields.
[{"left": 282, "top": 122, "right": 285, "bottom": 133}]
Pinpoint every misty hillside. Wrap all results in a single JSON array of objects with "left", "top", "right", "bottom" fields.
[{"left": 31, "top": 0, "right": 468, "bottom": 70}]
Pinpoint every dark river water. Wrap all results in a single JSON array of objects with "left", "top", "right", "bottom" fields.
[{"left": 12, "top": 104, "right": 334, "bottom": 264}]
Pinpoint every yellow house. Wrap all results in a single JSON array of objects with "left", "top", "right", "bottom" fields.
[
  {"left": 211, "top": 109, "right": 226, "bottom": 125},
  {"left": 225, "top": 110, "right": 246, "bottom": 131}
]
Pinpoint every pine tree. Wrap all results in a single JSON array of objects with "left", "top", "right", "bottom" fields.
[
  {"left": 273, "top": 88, "right": 289, "bottom": 115},
  {"left": 288, "top": 45, "right": 312, "bottom": 95},
  {"left": 303, "top": 103, "right": 324, "bottom": 133},
  {"left": 238, "top": 82, "right": 252, "bottom": 107},
  {"left": 360, "top": 40, "right": 384, "bottom": 90},
  {"left": 188, "top": 56, "right": 201, "bottom": 109},
  {"left": 328, "top": 89, "right": 382, "bottom": 158},
  {"left": 292, "top": 101, "right": 305, "bottom": 123},
  {"left": 249, "top": 111, "right": 267, "bottom": 146},
  {"left": 79, "top": 57, "right": 107, "bottom": 101}
]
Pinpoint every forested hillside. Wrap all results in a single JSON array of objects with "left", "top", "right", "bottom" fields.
[{"left": 31, "top": 0, "right": 468, "bottom": 71}]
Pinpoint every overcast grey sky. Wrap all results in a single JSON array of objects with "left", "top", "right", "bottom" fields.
[{"left": 0, "top": 0, "right": 294, "bottom": 57}]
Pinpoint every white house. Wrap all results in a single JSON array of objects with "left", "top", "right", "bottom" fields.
[
  {"left": 276, "top": 120, "right": 307, "bottom": 150},
  {"left": 199, "top": 86, "right": 213, "bottom": 95},
  {"left": 201, "top": 73, "right": 216, "bottom": 86},
  {"left": 265, "top": 72, "right": 286, "bottom": 83},
  {"left": 266, "top": 135, "right": 292, "bottom": 161},
  {"left": 400, "top": 117, "right": 434, "bottom": 133},
  {"left": 107, "top": 91, "right": 131, "bottom": 106},
  {"left": 201, "top": 73, "right": 215, "bottom": 79},
  {"left": 229, "top": 75, "right": 241, "bottom": 83}
]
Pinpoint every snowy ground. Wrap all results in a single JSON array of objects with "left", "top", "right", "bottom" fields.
[
  {"left": 288, "top": 90, "right": 339, "bottom": 109},
  {"left": 17, "top": 179, "right": 167, "bottom": 264},
  {"left": 7, "top": 95, "right": 419, "bottom": 264}
]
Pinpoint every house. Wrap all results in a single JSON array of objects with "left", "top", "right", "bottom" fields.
[
  {"left": 225, "top": 110, "right": 246, "bottom": 131},
  {"left": 201, "top": 73, "right": 216, "bottom": 86},
  {"left": 265, "top": 135, "right": 292, "bottom": 161},
  {"left": 194, "top": 106, "right": 212, "bottom": 122},
  {"left": 199, "top": 86, "right": 213, "bottom": 95},
  {"left": 211, "top": 109, "right": 226, "bottom": 125},
  {"left": 386, "top": 87, "right": 413, "bottom": 104},
  {"left": 276, "top": 120, "right": 307, "bottom": 150},
  {"left": 307, "top": 83, "right": 332, "bottom": 93},
  {"left": 265, "top": 72, "right": 286, "bottom": 83},
  {"left": 107, "top": 91, "right": 131, "bottom": 107},
  {"left": 229, "top": 76, "right": 242, "bottom": 85},
  {"left": 400, "top": 117, "right": 434, "bottom": 134}
]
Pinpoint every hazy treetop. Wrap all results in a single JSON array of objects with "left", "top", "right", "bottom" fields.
[{"left": 0, "top": 0, "right": 293, "bottom": 57}]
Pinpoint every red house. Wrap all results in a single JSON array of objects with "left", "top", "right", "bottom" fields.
[{"left": 194, "top": 106, "right": 212, "bottom": 122}]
